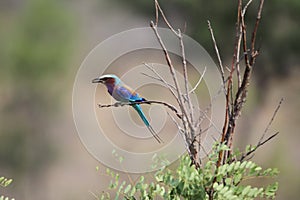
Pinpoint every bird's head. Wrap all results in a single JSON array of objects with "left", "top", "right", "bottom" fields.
[{"left": 92, "top": 74, "right": 121, "bottom": 85}]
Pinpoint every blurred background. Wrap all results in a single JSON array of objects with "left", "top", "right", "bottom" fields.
[{"left": 0, "top": 0, "right": 299, "bottom": 199}]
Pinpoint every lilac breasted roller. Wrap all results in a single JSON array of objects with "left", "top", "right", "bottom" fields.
[{"left": 92, "top": 74, "right": 163, "bottom": 143}]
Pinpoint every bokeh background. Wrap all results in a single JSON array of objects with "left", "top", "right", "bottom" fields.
[{"left": 0, "top": 0, "right": 299, "bottom": 199}]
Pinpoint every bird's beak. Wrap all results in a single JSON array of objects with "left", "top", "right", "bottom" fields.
[{"left": 92, "top": 77, "right": 103, "bottom": 83}]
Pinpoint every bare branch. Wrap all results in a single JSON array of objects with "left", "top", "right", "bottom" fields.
[
  {"left": 232, "top": 0, "right": 265, "bottom": 119},
  {"left": 150, "top": 21, "right": 192, "bottom": 132},
  {"left": 226, "top": 0, "right": 265, "bottom": 151},
  {"left": 153, "top": 0, "right": 202, "bottom": 166},
  {"left": 238, "top": 98, "right": 283, "bottom": 162}
]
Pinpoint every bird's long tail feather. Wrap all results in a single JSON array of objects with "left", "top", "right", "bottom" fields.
[{"left": 132, "top": 104, "right": 163, "bottom": 143}]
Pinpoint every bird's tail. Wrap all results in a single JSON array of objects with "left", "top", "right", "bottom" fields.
[{"left": 132, "top": 104, "right": 163, "bottom": 143}]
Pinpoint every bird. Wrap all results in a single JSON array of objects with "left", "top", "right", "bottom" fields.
[{"left": 92, "top": 74, "right": 163, "bottom": 143}]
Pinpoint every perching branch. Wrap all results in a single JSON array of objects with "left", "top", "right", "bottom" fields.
[{"left": 98, "top": 100, "right": 182, "bottom": 119}]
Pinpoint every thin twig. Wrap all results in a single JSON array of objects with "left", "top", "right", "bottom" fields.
[
  {"left": 155, "top": 0, "right": 159, "bottom": 25},
  {"left": 238, "top": 98, "right": 283, "bottom": 162},
  {"left": 178, "top": 29, "right": 194, "bottom": 128},
  {"left": 207, "top": 20, "right": 225, "bottom": 84},
  {"left": 167, "top": 111, "right": 183, "bottom": 132},
  {"left": 142, "top": 63, "right": 178, "bottom": 96},
  {"left": 259, "top": 98, "right": 284, "bottom": 143},
  {"left": 198, "top": 140, "right": 210, "bottom": 158},
  {"left": 242, "top": 0, "right": 253, "bottom": 16},
  {"left": 236, "top": 15, "right": 243, "bottom": 88},
  {"left": 167, "top": 112, "right": 191, "bottom": 155},
  {"left": 188, "top": 66, "right": 207, "bottom": 94},
  {"left": 200, "top": 110, "right": 222, "bottom": 134},
  {"left": 154, "top": 0, "right": 179, "bottom": 36},
  {"left": 195, "top": 81, "right": 225, "bottom": 129},
  {"left": 250, "top": 0, "right": 264, "bottom": 65},
  {"left": 141, "top": 72, "right": 175, "bottom": 89},
  {"left": 240, "top": 132, "right": 279, "bottom": 162},
  {"left": 192, "top": 124, "right": 213, "bottom": 140}
]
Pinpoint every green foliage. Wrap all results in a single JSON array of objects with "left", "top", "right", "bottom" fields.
[
  {"left": 0, "top": 177, "right": 12, "bottom": 188},
  {"left": 0, "top": 196, "right": 15, "bottom": 200},
  {"left": 96, "top": 143, "right": 279, "bottom": 199},
  {"left": 0, "top": 177, "right": 14, "bottom": 200}
]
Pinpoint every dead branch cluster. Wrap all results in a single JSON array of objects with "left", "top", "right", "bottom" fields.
[{"left": 98, "top": 0, "right": 281, "bottom": 169}]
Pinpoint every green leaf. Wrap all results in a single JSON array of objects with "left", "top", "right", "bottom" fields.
[
  {"left": 233, "top": 173, "right": 242, "bottom": 185},
  {"left": 159, "top": 186, "right": 165, "bottom": 196},
  {"left": 227, "top": 162, "right": 235, "bottom": 172},
  {"left": 245, "top": 161, "right": 255, "bottom": 169},
  {"left": 130, "top": 186, "right": 136, "bottom": 196},
  {"left": 119, "top": 156, "right": 124, "bottom": 163},
  {"left": 213, "top": 182, "right": 219, "bottom": 189},
  {"left": 264, "top": 182, "right": 279, "bottom": 198},
  {"left": 240, "top": 161, "right": 247, "bottom": 169},
  {"left": 220, "top": 186, "right": 229, "bottom": 194},
  {"left": 234, "top": 161, "right": 241, "bottom": 170},
  {"left": 225, "top": 177, "right": 232, "bottom": 185},
  {"left": 216, "top": 183, "right": 224, "bottom": 191},
  {"left": 254, "top": 166, "right": 262, "bottom": 172},
  {"left": 242, "top": 185, "right": 251, "bottom": 196},
  {"left": 124, "top": 184, "right": 131, "bottom": 194},
  {"left": 139, "top": 176, "right": 145, "bottom": 183}
]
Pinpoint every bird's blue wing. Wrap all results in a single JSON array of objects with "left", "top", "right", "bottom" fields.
[
  {"left": 113, "top": 85, "right": 142, "bottom": 102},
  {"left": 113, "top": 85, "right": 131, "bottom": 101}
]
